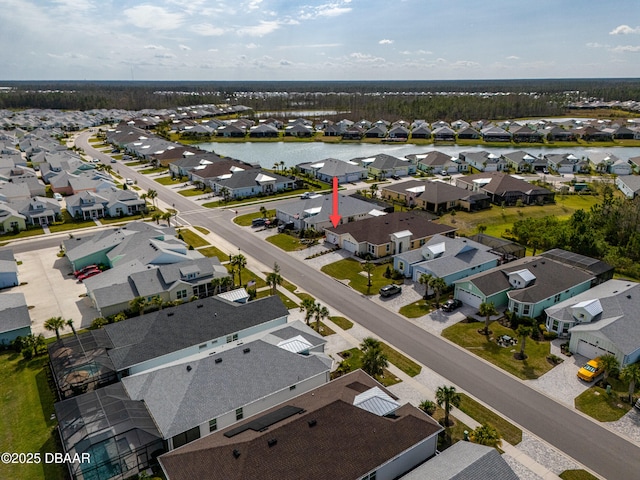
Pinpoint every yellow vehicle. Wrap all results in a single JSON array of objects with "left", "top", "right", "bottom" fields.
[{"left": 577, "top": 359, "right": 603, "bottom": 382}]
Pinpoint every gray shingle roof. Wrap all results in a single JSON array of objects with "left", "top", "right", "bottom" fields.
[
  {"left": 0, "top": 292, "right": 30, "bottom": 334},
  {"left": 105, "top": 295, "right": 289, "bottom": 371},
  {"left": 122, "top": 339, "right": 330, "bottom": 438}
]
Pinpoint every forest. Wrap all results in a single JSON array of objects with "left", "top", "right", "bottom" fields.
[
  {"left": 1, "top": 78, "right": 639, "bottom": 121},
  {"left": 506, "top": 187, "right": 640, "bottom": 279}
]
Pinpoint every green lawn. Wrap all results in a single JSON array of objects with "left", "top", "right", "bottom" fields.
[
  {"left": 255, "top": 290, "right": 298, "bottom": 309},
  {"left": 321, "top": 258, "right": 402, "bottom": 295},
  {"left": 203, "top": 188, "right": 330, "bottom": 208},
  {"left": 296, "top": 292, "right": 315, "bottom": 304},
  {"left": 234, "top": 210, "right": 275, "bottom": 227},
  {"left": 155, "top": 176, "right": 184, "bottom": 185},
  {"left": 399, "top": 298, "right": 436, "bottom": 318},
  {"left": 438, "top": 195, "right": 601, "bottom": 237},
  {"left": 178, "top": 188, "right": 206, "bottom": 197},
  {"left": 379, "top": 341, "right": 421, "bottom": 377},
  {"left": 574, "top": 377, "right": 632, "bottom": 422},
  {"left": 194, "top": 226, "right": 210, "bottom": 235},
  {"left": 138, "top": 167, "right": 169, "bottom": 174},
  {"left": 441, "top": 321, "right": 553, "bottom": 380},
  {"left": 279, "top": 278, "right": 298, "bottom": 293},
  {"left": 559, "top": 470, "right": 600, "bottom": 480},
  {"left": 266, "top": 233, "right": 307, "bottom": 251},
  {"left": 0, "top": 227, "right": 46, "bottom": 245},
  {"left": 0, "top": 352, "right": 66, "bottom": 480},
  {"left": 178, "top": 229, "right": 210, "bottom": 248},
  {"left": 458, "top": 393, "right": 522, "bottom": 445},
  {"left": 48, "top": 211, "right": 98, "bottom": 233},
  {"left": 225, "top": 267, "right": 267, "bottom": 289},
  {"left": 199, "top": 246, "right": 229, "bottom": 261},
  {"left": 329, "top": 316, "right": 353, "bottom": 330},
  {"left": 334, "top": 348, "right": 400, "bottom": 387}
]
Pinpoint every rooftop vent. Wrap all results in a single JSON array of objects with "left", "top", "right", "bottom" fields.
[
  {"left": 308, "top": 419, "right": 317, "bottom": 427},
  {"left": 186, "top": 365, "right": 192, "bottom": 372},
  {"left": 268, "top": 438, "right": 277, "bottom": 447},
  {"left": 167, "top": 312, "right": 174, "bottom": 317},
  {"left": 197, "top": 304, "right": 203, "bottom": 309},
  {"left": 243, "top": 348, "right": 251, "bottom": 354},
  {"left": 215, "top": 358, "right": 222, "bottom": 364},
  {"left": 233, "top": 449, "right": 240, "bottom": 459},
  {"left": 627, "top": 295, "right": 632, "bottom": 299}
]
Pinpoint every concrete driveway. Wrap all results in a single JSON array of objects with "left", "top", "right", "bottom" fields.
[{"left": 13, "top": 247, "right": 97, "bottom": 337}]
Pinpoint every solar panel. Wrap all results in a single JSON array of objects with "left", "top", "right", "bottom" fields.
[{"left": 224, "top": 405, "right": 304, "bottom": 438}]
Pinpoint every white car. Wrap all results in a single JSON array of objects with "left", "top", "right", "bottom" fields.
[
  {"left": 53, "top": 193, "right": 63, "bottom": 201},
  {"left": 125, "top": 178, "right": 134, "bottom": 185}
]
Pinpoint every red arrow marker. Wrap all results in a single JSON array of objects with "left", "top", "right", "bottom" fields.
[{"left": 329, "top": 176, "right": 342, "bottom": 228}]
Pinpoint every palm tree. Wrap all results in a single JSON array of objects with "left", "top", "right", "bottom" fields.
[
  {"left": 479, "top": 301, "right": 498, "bottom": 335},
  {"left": 259, "top": 206, "right": 268, "bottom": 219},
  {"left": 419, "top": 399, "right": 437, "bottom": 416},
  {"left": 300, "top": 298, "right": 316, "bottom": 326},
  {"left": 220, "top": 276, "right": 233, "bottom": 293},
  {"left": 599, "top": 354, "right": 620, "bottom": 385},
  {"left": 515, "top": 324, "right": 533, "bottom": 360},
  {"left": 219, "top": 186, "right": 230, "bottom": 204},
  {"left": 429, "top": 277, "right": 447, "bottom": 308},
  {"left": 620, "top": 363, "right": 640, "bottom": 403},
  {"left": 369, "top": 183, "right": 378, "bottom": 198},
  {"left": 230, "top": 254, "right": 247, "bottom": 286},
  {"left": 129, "top": 296, "right": 148, "bottom": 316},
  {"left": 435, "top": 385, "right": 461, "bottom": 427},
  {"left": 66, "top": 319, "right": 77, "bottom": 336},
  {"left": 360, "top": 337, "right": 388, "bottom": 378},
  {"left": 146, "top": 189, "right": 158, "bottom": 209},
  {"left": 313, "top": 303, "right": 329, "bottom": 333},
  {"left": 470, "top": 423, "right": 502, "bottom": 448},
  {"left": 279, "top": 161, "right": 285, "bottom": 173},
  {"left": 162, "top": 211, "right": 173, "bottom": 227},
  {"left": 140, "top": 193, "right": 149, "bottom": 209},
  {"left": 151, "top": 212, "right": 162, "bottom": 224},
  {"left": 44, "top": 316, "right": 66, "bottom": 341},
  {"left": 362, "top": 261, "right": 375, "bottom": 287},
  {"left": 265, "top": 263, "right": 282, "bottom": 296},
  {"left": 272, "top": 162, "right": 279, "bottom": 172},
  {"left": 151, "top": 295, "right": 164, "bottom": 311},
  {"left": 211, "top": 277, "right": 222, "bottom": 295},
  {"left": 33, "top": 334, "right": 46, "bottom": 356},
  {"left": 419, "top": 273, "right": 433, "bottom": 300}
]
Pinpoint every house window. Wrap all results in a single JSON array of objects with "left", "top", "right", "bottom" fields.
[
  {"left": 362, "top": 472, "right": 377, "bottom": 480},
  {"left": 552, "top": 320, "right": 559, "bottom": 331},
  {"left": 172, "top": 426, "right": 201, "bottom": 449},
  {"left": 522, "top": 304, "right": 530, "bottom": 316},
  {"left": 209, "top": 419, "right": 217, "bottom": 432},
  {"left": 398, "top": 262, "right": 404, "bottom": 271},
  {"left": 226, "top": 333, "right": 239, "bottom": 343},
  {"left": 177, "top": 289, "right": 188, "bottom": 299},
  {"left": 199, "top": 343, "right": 207, "bottom": 350},
  {"left": 236, "top": 408, "right": 244, "bottom": 421},
  {"left": 554, "top": 293, "right": 561, "bottom": 302},
  {"left": 386, "top": 244, "right": 390, "bottom": 252}
]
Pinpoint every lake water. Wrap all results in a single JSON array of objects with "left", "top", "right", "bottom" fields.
[{"left": 197, "top": 141, "right": 640, "bottom": 169}]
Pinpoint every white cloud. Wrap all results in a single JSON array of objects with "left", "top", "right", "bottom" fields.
[
  {"left": 144, "top": 45, "right": 166, "bottom": 50},
  {"left": 450, "top": 60, "right": 480, "bottom": 68},
  {"left": 611, "top": 45, "right": 640, "bottom": 52},
  {"left": 506, "top": 55, "right": 519, "bottom": 60},
  {"left": 191, "top": 23, "right": 225, "bottom": 36},
  {"left": 245, "top": 43, "right": 259, "bottom": 49},
  {"left": 247, "top": 0, "right": 263, "bottom": 11},
  {"left": 237, "top": 21, "right": 281, "bottom": 37},
  {"left": 124, "top": 5, "right": 184, "bottom": 30},
  {"left": 299, "top": 2, "right": 353, "bottom": 20},
  {"left": 155, "top": 53, "right": 176, "bottom": 59},
  {"left": 349, "top": 52, "right": 385, "bottom": 63},
  {"left": 318, "top": 6, "right": 351, "bottom": 17},
  {"left": 280, "top": 59, "right": 293, "bottom": 66},
  {"left": 179, "top": 44, "right": 191, "bottom": 51},
  {"left": 586, "top": 42, "right": 605, "bottom": 48},
  {"left": 609, "top": 25, "right": 640, "bottom": 35},
  {"left": 379, "top": 39, "right": 393, "bottom": 45},
  {"left": 47, "top": 52, "right": 88, "bottom": 59}
]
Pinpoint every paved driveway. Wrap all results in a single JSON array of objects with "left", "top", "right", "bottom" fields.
[{"left": 13, "top": 247, "right": 97, "bottom": 337}]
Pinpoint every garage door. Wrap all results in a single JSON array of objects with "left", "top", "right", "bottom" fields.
[
  {"left": 343, "top": 239, "right": 358, "bottom": 253},
  {"left": 576, "top": 339, "right": 615, "bottom": 359},
  {"left": 346, "top": 173, "right": 361, "bottom": 182},
  {"left": 456, "top": 289, "right": 482, "bottom": 309}
]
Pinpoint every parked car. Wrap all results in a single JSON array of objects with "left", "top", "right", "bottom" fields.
[
  {"left": 110, "top": 158, "right": 117, "bottom": 163},
  {"left": 74, "top": 264, "right": 99, "bottom": 277},
  {"left": 300, "top": 192, "right": 312, "bottom": 199},
  {"left": 391, "top": 175, "right": 401, "bottom": 180},
  {"left": 379, "top": 284, "right": 402, "bottom": 297},
  {"left": 577, "top": 359, "right": 603, "bottom": 382},
  {"left": 441, "top": 298, "right": 462, "bottom": 312},
  {"left": 53, "top": 193, "right": 63, "bottom": 201},
  {"left": 251, "top": 217, "right": 266, "bottom": 227},
  {"left": 77, "top": 269, "right": 101, "bottom": 281},
  {"left": 277, "top": 221, "right": 294, "bottom": 233},
  {"left": 125, "top": 178, "right": 134, "bottom": 185}
]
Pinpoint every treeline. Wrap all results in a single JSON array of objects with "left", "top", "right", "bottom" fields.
[
  {"left": 0, "top": 78, "right": 638, "bottom": 117},
  {"left": 506, "top": 187, "right": 640, "bottom": 279}
]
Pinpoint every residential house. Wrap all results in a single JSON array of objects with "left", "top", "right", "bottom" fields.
[
  {"left": 394, "top": 234, "right": 500, "bottom": 284},
  {"left": 452, "top": 119, "right": 470, "bottom": 130},
  {"left": 190, "top": 159, "right": 260, "bottom": 188},
  {"left": 612, "top": 125, "right": 636, "bottom": 139},
  {"left": 296, "top": 158, "right": 368, "bottom": 184},
  {"left": 210, "top": 169, "right": 294, "bottom": 199},
  {"left": 66, "top": 189, "right": 145, "bottom": 220},
  {"left": 410, "top": 124, "right": 432, "bottom": 139},
  {"left": 459, "top": 151, "right": 506, "bottom": 172},
  {"left": 510, "top": 125, "right": 544, "bottom": 143},
  {"left": 544, "top": 153, "right": 589, "bottom": 174},
  {"left": 47, "top": 294, "right": 291, "bottom": 399},
  {"left": 10, "top": 196, "right": 61, "bottom": 226},
  {"left": 0, "top": 203, "right": 26, "bottom": 233},
  {"left": 151, "top": 145, "right": 202, "bottom": 167},
  {"left": 284, "top": 123, "right": 313, "bottom": 137},
  {"left": 588, "top": 153, "right": 631, "bottom": 175},
  {"left": 456, "top": 126, "right": 481, "bottom": 139},
  {"left": 401, "top": 441, "right": 518, "bottom": 480},
  {"left": 0, "top": 292, "right": 31, "bottom": 345},
  {"left": 0, "top": 249, "right": 19, "bottom": 289},
  {"left": 388, "top": 125, "right": 409, "bottom": 139},
  {"left": 616, "top": 175, "right": 640, "bottom": 199},
  {"left": 454, "top": 253, "right": 596, "bottom": 316},
  {"left": 158, "top": 369, "right": 443, "bottom": 480},
  {"left": 432, "top": 126, "right": 456, "bottom": 141},
  {"left": 84, "top": 257, "right": 229, "bottom": 317},
  {"left": 0, "top": 182, "right": 31, "bottom": 202},
  {"left": 456, "top": 172, "right": 555, "bottom": 206},
  {"left": 382, "top": 180, "right": 490, "bottom": 213},
  {"left": 502, "top": 151, "right": 546, "bottom": 172},
  {"left": 341, "top": 125, "right": 365, "bottom": 140},
  {"left": 249, "top": 123, "right": 280, "bottom": 138},
  {"left": 627, "top": 155, "right": 640, "bottom": 174},
  {"left": 577, "top": 126, "right": 612, "bottom": 142},
  {"left": 360, "top": 153, "right": 415, "bottom": 179},
  {"left": 544, "top": 126, "right": 577, "bottom": 142},
  {"left": 410, "top": 151, "right": 463, "bottom": 175},
  {"left": 49, "top": 170, "right": 116, "bottom": 195},
  {"left": 324, "top": 212, "right": 456, "bottom": 258},
  {"left": 168, "top": 154, "right": 211, "bottom": 179},
  {"left": 276, "top": 194, "right": 384, "bottom": 231},
  {"left": 216, "top": 124, "right": 246, "bottom": 138},
  {"left": 539, "top": 248, "right": 613, "bottom": 286},
  {"left": 545, "top": 280, "right": 640, "bottom": 367},
  {"left": 481, "top": 126, "right": 512, "bottom": 142}
]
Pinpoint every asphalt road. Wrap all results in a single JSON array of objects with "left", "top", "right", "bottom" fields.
[{"left": 13, "top": 133, "right": 637, "bottom": 479}]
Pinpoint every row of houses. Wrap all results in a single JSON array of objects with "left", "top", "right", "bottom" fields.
[{"left": 0, "top": 249, "right": 32, "bottom": 347}]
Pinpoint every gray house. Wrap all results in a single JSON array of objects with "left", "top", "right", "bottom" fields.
[
  {"left": 297, "top": 158, "right": 367, "bottom": 184},
  {"left": 0, "top": 249, "right": 19, "bottom": 289},
  {"left": 0, "top": 292, "right": 31, "bottom": 345}
]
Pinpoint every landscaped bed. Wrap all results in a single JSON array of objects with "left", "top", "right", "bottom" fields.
[{"left": 321, "top": 258, "right": 403, "bottom": 295}]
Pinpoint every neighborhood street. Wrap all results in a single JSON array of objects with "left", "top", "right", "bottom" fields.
[{"left": 14, "top": 132, "right": 636, "bottom": 479}]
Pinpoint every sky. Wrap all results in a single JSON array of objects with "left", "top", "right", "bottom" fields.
[{"left": 1, "top": 0, "right": 639, "bottom": 81}]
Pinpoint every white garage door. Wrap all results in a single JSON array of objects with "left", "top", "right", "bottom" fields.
[
  {"left": 576, "top": 339, "right": 614, "bottom": 359},
  {"left": 343, "top": 239, "right": 358, "bottom": 253},
  {"left": 456, "top": 289, "right": 482, "bottom": 309},
  {"left": 346, "top": 173, "right": 361, "bottom": 182}
]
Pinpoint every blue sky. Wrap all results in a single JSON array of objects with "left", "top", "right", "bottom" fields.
[{"left": 1, "top": 0, "right": 639, "bottom": 81}]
